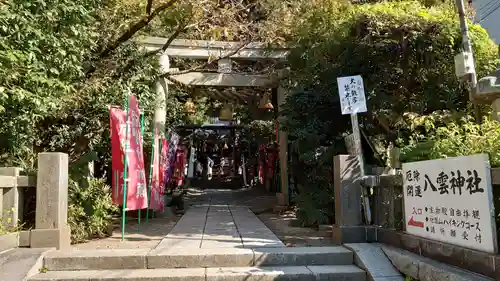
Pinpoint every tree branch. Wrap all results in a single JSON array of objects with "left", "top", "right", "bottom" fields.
[
  {"left": 146, "top": 0, "right": 154, "bottom": 15},
  {"left": 98, "top": 0, "right": 179, "bottom": 60},
  {"left": 162, "top": 39, "right": 252, "bottom": 78},
  {"left": 115, "top": 19, "right": 197, "bottom": 78}
]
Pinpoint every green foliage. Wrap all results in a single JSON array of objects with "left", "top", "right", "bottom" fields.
[
  {"left": 399, "top": 113, "right": 500, "bottom": 167},
  {"left": 0, "top": 207, "right": 23, "bottom": 235},
  {"left": 282, "top": 0, "right": 499, "bottom": 225},
  {"left": 68, "top": 178, "right": 118, "bottom": 244},
  {"left": 247, "top": 120, "right": 275, "bottom": 144}
]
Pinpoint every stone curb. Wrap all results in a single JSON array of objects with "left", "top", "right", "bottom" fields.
[
  {"left": 344, "top": 243, "right": 404, "bottom": 281},
  {"left": 43, "top": 246, "right": 354, "bottom": 270},
  {"left": 29, "top": 265, "right": 366, "bottom": 281},
  {"left": 381, "top": 244, "right": 495, "bottom": 281}
]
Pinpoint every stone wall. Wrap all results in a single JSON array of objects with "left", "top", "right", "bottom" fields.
[{"left": 364, "top": 169, "right": 500, "bottom": 280}]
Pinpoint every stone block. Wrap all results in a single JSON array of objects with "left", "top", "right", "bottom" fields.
[
  {"left": 333, "top": 155, "right": 362, "bottom": 226},
  {"left": 365, "top": 226, "right": 378, "bottom": 242},
  {"left": 332, "top": 225, "right": 366, "bottom": 244},
  {"left": 419, "top": 238, "right": 464, "bottom": 268},
  {"left": 494, "top": 256, "right": 500, "bottom": 281},
  {"left": 376, "top": 229, "right": 402, "bottom": 249},
  {"left": 276, "top": 193, "right": 285, "bottom": 206},
  {"left": 253, "top": 247, "right": 353, "bottom": 266},
  {"left": 44, "top": 249, "right": 148, "bottom": 270},
  {"left": 35, "top": 153, "right": 68, "bottom": 230},
  {"left": 205, "top": 266, "right": 314, "bottom": 281},
  {"left": 462, "top": 248, "right": 496, "bottom": 278},
  {"left": 30, "top": 227, "right": 70, "bottom": 250},
  {"left": 30, "top": 268, "right": 207, "bottom": 281},
  {"left": 307, "top": 265, "right": 366, "bottom": 281},
  {"left": 381, "top": 246, "right": 420, "bottom": 279},
  {"left": 0, "top": 232, "right": 19, "bottom": 252},
  {"left": 0, "top": 167, "right": 22, "bottom": 228},
  {"left": 148, "top": 248, "right": 254, "bottom": 268},
  {"left": 382, "top": 244, "right": 494, "bottom": 281},
  {"left": 400, "top": 233, "right": 420, "bottom": 255},
  {"left": 18, "top": 230, "right": 31, "bottom": 247}
]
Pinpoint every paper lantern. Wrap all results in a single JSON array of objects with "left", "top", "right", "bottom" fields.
[
  {"left": 258, "top": 94, "right": 274, "bottom": 110},
  {"left": 219, "top": 103, "right": 233, "bottom": 121},
  {"left": 184, "top": 98, "right": 196, "bottom": 114}
]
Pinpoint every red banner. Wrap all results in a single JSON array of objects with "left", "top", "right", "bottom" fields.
[
  {"left": 111, "top": 107, "right": 126, "bottom": 205},
  {"left": 110, "top": 95, "right": 148, "bottom": 211},
  {"left": 159, "top": 137, "right": 169, "bottom": 193},
  {"left": 149, "top": 128, "right": 164, "bottom": 212}
]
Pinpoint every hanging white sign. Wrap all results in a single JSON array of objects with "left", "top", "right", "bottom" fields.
[
  {"left": 337, "top": 75, "right": 367, "bottom": 115},
  {"left": 402, "top": 154, "right": 497, "bottom": 253}
]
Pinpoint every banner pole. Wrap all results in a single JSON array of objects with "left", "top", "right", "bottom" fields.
[
  {"left": 121, "top": 92, "right": 131, "bottom": 241},
  {"left": 147, "top": 125, "right": 156, "bottom": 223}
]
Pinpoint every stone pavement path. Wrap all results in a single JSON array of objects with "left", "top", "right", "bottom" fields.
[{"left": 156, "top": 199, "right": 285, "bottom": 250}]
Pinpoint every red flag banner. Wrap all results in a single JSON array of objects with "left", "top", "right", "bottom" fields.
[
  {"left": 110, "top": 95, "right": 148, "bottom": 211},
  {"left": 126, "top": 95, "right": 148, "bottom": 210},
  {"left": 110, "top": 107, "right": 126, "bottom": 205},
  {"left": 149, "top": 128, "right": 164, "bottom": 212}
]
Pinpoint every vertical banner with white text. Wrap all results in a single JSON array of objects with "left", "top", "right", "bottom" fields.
[{"left": 110, "top": 95, "right": 148, "bottom": 211}]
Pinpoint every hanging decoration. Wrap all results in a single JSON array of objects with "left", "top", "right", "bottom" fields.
[
  {"left": 184, "top": 98, "right": 196, "bottom": 114},
  {"left": 219, "top": 102, "right": 234, "bottom": 121},
  {"left": 258, "top": 94, "right": 274, "bottom": 110}
]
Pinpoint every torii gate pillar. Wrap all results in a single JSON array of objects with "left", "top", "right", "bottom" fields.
[{"left": 277, "top": 86, "right": 289, "bottom": 206}]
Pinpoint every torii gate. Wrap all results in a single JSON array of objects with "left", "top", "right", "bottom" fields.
[{"left": 139, "top": 36, "right": 291, "bottom": 205}]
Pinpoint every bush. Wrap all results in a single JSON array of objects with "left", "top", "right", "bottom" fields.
[
  {"left": 282, "top": 0, "right": 499, "bottom": 226},
  {"left": 399, "top": 113, "right": 500, "bottom": 167},
  {"left": 68, "top": 178, "right": 118, "bottom": 244}
]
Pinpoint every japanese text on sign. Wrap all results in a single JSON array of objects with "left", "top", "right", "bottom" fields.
[
  {"left": 402, "top": 154, "right": 497, "bottom": 253},
  {"left": 336, "top": 75, "right": 367, "bottom": 115}
]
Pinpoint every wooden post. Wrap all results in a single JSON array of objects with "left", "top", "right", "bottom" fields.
[{"left": 277, "top": 86, "right": 289, "bottom": 205}]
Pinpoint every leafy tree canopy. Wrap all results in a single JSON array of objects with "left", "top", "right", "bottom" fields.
[{"left": 282, "top": 0, "right": 499, "bottom": 225}]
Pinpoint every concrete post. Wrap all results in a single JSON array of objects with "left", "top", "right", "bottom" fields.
[
  {"left": 277, "top": 86, "right": 289, "bottom": 206},
  {"left": 30, "top": 152, "right": 71, "bottom": 249},
  {"left": 0, "top": 167, "right": 22, "bottom": 228},
  {"left": 332, "top": 154, "right": 376, "bottom": 244}
]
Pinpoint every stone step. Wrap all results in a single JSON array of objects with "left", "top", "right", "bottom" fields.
[
  {"left": 43, "top": 247, "right": 354, "bottom": 271},
  {"left": 30, "top": 265, "right": 366, "bottom": 281}
]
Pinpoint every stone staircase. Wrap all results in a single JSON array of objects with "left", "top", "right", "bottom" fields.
[{"left": 28, "top": 246, "right": 367, "bottom": 281}]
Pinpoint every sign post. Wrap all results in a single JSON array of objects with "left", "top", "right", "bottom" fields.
[
  {"left": 402, "top": 154, "right": 497, "bottom": 253},
  {"left": 337, "top": 75, "right": 370, "bottom": 224}
]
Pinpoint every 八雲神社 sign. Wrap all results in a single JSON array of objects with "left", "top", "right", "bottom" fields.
[{"left": 402, "top": 154, "right": 498, "bottom": 253}]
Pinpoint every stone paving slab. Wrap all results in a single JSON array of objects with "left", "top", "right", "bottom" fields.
[
  {"left": 229, "top": 205, "right": 284, "bottom": 248},
  {"left": 344, "top": 243, "right": 403, "bottom": 281},
  {"left": 0, "top": 248, "right": 51, "bottom": 281},
  {"left": 156, "top": 203, "right": 284, "bottom": 250}
]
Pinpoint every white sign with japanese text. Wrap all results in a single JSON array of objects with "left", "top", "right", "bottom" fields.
[
  {"left": 402, "top": 154, "right": 497, "bottom": 253},
  {"left": 337, "top": 75, "right": 367, "bottom": 115}
]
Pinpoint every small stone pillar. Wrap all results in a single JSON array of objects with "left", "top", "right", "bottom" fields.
[
  {"left": 30, "top": 153, "right": 71, "bottom": 249},
  {"left": 0, "top": 167, "right": 22, "bottom": 228},
  {"left": 332, "top": 155, "right": 375, "bottom": 243}
]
